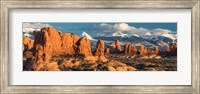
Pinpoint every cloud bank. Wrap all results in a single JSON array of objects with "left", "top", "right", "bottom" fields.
[
  {"left": 23, "top": 23, "right": 51, "bottom": 33},
  {"left": 93, "top": 23, "right": 176, "bottom": 40}
]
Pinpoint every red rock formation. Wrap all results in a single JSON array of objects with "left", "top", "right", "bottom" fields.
[
  {"left": 168, "top": 43, "right": 177, "bottom": 56},
  {"left": 25, "top": 27, "right": 141, "bottom": 71},
  {"left": 115, "top": 39, "right": 122, "bottom": 51},
  {"left": 75, "top": 36, "right": 92, "bottom": 57},
  {"left": 154, "top": 47, "right": 159, "bottom": 55},
  {"left": 146, "top": 47, "right": 159, "bottom": 56},
  {"left": 169, "top": 43, "right": 176, "bottom": 49},
  {"left": 147, "top": 48, "right": 151, "bottom": 53},
  {"left": 108, "top": 44, "right": 117, "bottom": 53},
  {"left": 60, "top": 33, "right": 80, "bottom": 55},
  {"left": 139, "top": 45, "right": 145, "bottom": 56},
  {"left": 33, "top": 27, "right": 82, "bottom": 56},
  {"left": 161, "top": 43, "right": 177, "bottom": 56},
  {"left": 124, "top": 44, "right": 137, "bottom": 55},
  {"left": 105, "top": 47, "right": 110, "bottom": 54},
  {"left": 124, "top": 44, "right": 129, "bottom": 54},
  {"left": 107, "top": 39, "right": 122, "bottom": 53},
  {"left": 165, "top": 47, "right": 171, "bottom": 56},
  {"left": 30, "top": 27, "right": 81, "bottom": 70},
  {"left": 94, "top": 39, "right": 105, "bottom": 56},
  {"left": 144, "top": 48, "right": 147, "bottom": 55},
  {"left": 33, "top": 30, "right": 39, "bottom": 40},
  {"left": 32, "top": 27, "right": 65, "bottom": 66},
  {"left": 33, "top": 27, "right": 63, "bottom": 56},
  {"left": 23, "top": 37, "right": 34, "bottom": 52},
  {"left": 94, "top": 39, "right": 108, "bottom": 62}
]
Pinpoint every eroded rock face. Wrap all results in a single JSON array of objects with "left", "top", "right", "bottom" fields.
[
  {"left": 108, "top": 39, "right": 122, "bottom": 53},
  {"left": 60, "top": 33, "right": 80, "bottom": 55},
  {"left": 154, "top": 47, "right": 159, "bottom": 55},
  {"left": 33, "top": 27, "right": 81, "bottom": 57},
  {"left": 33, "top": 27, "right": 63, "bottom": 56},
  {"left": 105, "top": 47, "right": 110, "bottom": 54},
  {"left": 165, "top": 47, "right": 171, "bottom": 56},
  {"left": 30, "top": 27, "right": 62, "bottom": 70},
  {"left": 124, "top": 44, "right": 137, "bottom": 55},
  {"left": 115, "top": 39, "right": 122, "bottom": 51},
  {"left": 30, "top": 27, "right": 81, "bottom": 71},
  {"left": 23, "top": 37, "right": 34, "bottom": 52},
  {"left": 169, "top": 43, "right": 177, "bottom": 56},
  {"left": 93, "top": 39, "right": 108, "bottom": 62},
  {"left": 139, "top": 45, "right": 146, "bottom": 56},
  {"left": 108, "top": 44, "right": 117, "bottom": 53},
  {"left": 94, "top": 39, "right": 105, "bottom": 56},
  {"left": 146, "top": 47, "right": 158, "bottom": 56},
  {"left": 165, "top": 43, "right": 177, "bottom": 56},
  {"left": 75, "top": 37, "right": 92, "bottom": 57},
  {"left": 31, "top": 44, "right": 53, "bottom": 71}
]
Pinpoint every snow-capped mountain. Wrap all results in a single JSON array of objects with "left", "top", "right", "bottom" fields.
[
  {"left": 104, "top": 29, "right": 176, "bottom": 43},
  {"left": 161, "top": 33, "right": 176, "bottom": 40},
  {"left": 112, "top": 31, "right": 128, "bottom": 37},
  {"left": 156, "top": 40, "right": 169, "bottom": 49},
  {"left": 82, "top": 31, "right": 94, "bottom": 40},
  {"left": 133, "top": 34, "right": 140, "bottom": 37},
  {"left": 81, "top": 31, "right": 98, "bottom": 51}
]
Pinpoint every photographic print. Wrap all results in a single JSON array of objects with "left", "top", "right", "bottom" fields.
[{"left": 23, "top": 23, "right": 177, "bottom": 71}]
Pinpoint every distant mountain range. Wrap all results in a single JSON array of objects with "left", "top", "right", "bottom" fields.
[
  {"left": 23, "top": 29, "right": 177, "bottom": 50},
  {"left": 81, "top": 31, "right": 177, "bottom": 50}
]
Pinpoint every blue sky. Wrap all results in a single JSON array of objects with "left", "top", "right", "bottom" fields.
[
  {"left": 48, "top": 23, "right": 177, "bottom": 31},
  {"left": 23, "top": 22, "right": 177, "bottom": 38}
]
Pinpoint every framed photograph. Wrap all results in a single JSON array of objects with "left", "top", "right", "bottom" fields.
[{"left": 1, "top": 0, "right": 199, "bottom": 93}]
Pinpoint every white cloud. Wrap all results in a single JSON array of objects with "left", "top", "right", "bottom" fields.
[
  {"left": 23, "top": 23, "right": 51, "bottom": 33},
  {"left": 99, "top": 23, "right": 134, "bottom": 32},
  {"left": 98, "top": 23, "right": 115, "bottom": 32},
  {"left": 113, "top": 23, "right": 134, "bottom": 31},
  {"left": 112, "top": 31, "right": 128, "bottom": 37},
  {"left": 152, "top": 28, "right": 171, "bottom": 35},
  {"left": 96, "top": 23, "right": 176, "bottom": 40}
]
